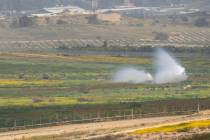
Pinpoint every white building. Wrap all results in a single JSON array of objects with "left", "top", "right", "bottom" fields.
[{"left": 32, "top": 5, "right": 90, "bottom": 17}]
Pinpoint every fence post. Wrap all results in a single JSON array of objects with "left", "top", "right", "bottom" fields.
[
  {"left": 197, "top": 103, "right": 200, "bottom": 114},
  {"left": 14, "top": 120, "right": 17, "bottom": 128},
  {"left": 106, "top": 112, "right": 108, "bottom": 119},
  {"left": 32, "top": 120, "right": 34, "bottom": 127},
  {"left": 97, "top": 112, "right": 100, "bottom": 120},
  {"left": 56, "top": 114, "right": 59, "bottom": 123},
  {"left": 24, "top": 121, "right": 25, "bottom": 128},
  {"left": 163, "top": 105, "right": 167, "bottom": 113},
  {"left": 131, "top": 109, "right": 134, "bottom": 119},
  {"left": 39, "top": 117, "right": 42, "bottom": 125}
]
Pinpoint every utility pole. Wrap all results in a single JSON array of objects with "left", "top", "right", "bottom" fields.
[
  {"left": 91, "top": 0, "right": 98, "bottom": 12},
  {"left": 58, "top": 0, "right": 63, "bottom": 6},
  {"left": 14, "top": 120, "right": 17, "bottom": 127},
  {"left": 124, "top": 0, "right": 132, "bottom": 6},
  {"left": 131, "top": 108, "right": 134, "bottom": 119}
]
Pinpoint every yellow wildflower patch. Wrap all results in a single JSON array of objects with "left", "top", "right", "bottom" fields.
[
  {"left": 0, "top": 79, "right": 64, "bottom": 87},
  {"left": 131, "top": 119, "right": 210, "bottom": 135},
  {"left": 0, "top": 97, "right": 78, "bottom": 107},
  {"left": 0, "top": 52, "right": 151, "bottom": 64}
]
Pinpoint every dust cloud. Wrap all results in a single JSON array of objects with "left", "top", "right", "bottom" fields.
[{"left": 112, "top": 48, "right": 187, "bottom": 84}]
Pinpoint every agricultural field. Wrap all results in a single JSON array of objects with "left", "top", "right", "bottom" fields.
[
  {"left": 0, "top": 50, "right": 210, "bottom": 129},
  {"left": 0, "top": 16, "right": 210, "bottom": 50},
  {"left": 0, "top": 2, "right": 210, "bottom": 140}
]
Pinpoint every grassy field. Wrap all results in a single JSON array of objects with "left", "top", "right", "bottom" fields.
[{"left": 0, "top": 51, "right": 210, "bottom": 128}]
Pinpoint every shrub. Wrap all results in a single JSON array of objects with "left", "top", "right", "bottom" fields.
[
  {"left": 42, "top": 74, "right": 50, "bottom": 80},
  {"left": 194, "top": 18, "right": 209, "bottom": 27},
  {"left": 56, "top": 19, "right": 68, "bottom": 25},
  {"left": 181, "top": 16, "right": 189, "bottom": 22},
  {"left": 102, "top": 40, "right": 108, "bottom": 47},
  {"left": 153, "top": 32, "right": 169, "bottom": 41},
  {"left": 48, "top": 98, "right": 55, "bottom": 103},
  {"left": 18, "top": 73, "right": 25, "bottom": 79},
  {"left": 32, "top": 98, "right": 44, "bottom": 103},
  {"left": 87, "top": 15, "right": 99, "bottom": 24},
  {"left": 11, "top": 16, "right": 35, "bottom": 28}
]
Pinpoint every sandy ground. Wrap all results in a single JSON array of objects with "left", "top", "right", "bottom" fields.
[{"left": 1, "top": 112, "right": 210, "bottom": 140}]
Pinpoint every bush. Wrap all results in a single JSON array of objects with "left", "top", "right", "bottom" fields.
[
  {"left": 32, "top": 98, "right": 44, "bottom": 103},
  {"left": 56, "top": 19, "right": 68, "bottom": 25},
  {"left": 42, "top": 74, "right": 50, "bottom": 80},
  {"left": 87, "top": 15, "right": 99, "bottom": 24},
  {"left": 102, "top": 40, "right": 108, "bottom": 47},
  {"left": 18, "top": 73, "right": 24, "bottom": 79},
  {"left": 153, "top": 32, "right": 169, "bottom": 41},
  {"left": 48, "top": 98, "right": 55, "bottom": 103},
  {"left": 194, "top": 18, "right": 209, "bottom": 27},
  {"left": 181, "top": 16, "right": 189, "bottom": 22},
  {"left": 11, "top": 16, "right": 35, "bottom": 28}
]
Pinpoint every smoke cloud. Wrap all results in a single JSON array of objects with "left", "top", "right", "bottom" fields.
[
  {"left": 112, "top": 48, "right": 187, "bottom": 84},
  {"left": 154, "top": 49, "right": 187, "bottom": 84},
  {"left": 112, "top": 68, "right": 153, "bottom": 84}
]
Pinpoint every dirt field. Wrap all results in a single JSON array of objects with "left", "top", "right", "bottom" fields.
[{"left": 1, "top": 111, "right": 210, "bottom": 140}]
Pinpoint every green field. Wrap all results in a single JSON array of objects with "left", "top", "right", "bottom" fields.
[{"left": 0, "top": 51, "right": 210, "bottom": 128}]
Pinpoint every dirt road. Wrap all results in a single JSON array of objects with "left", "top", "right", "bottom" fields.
[{"left": 0, "top": 113, "right": 210, "bottom": 140}]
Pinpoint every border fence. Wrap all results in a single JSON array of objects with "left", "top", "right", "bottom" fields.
[{"left": 0, "top": 108, "right": 197, "bottom": 133}]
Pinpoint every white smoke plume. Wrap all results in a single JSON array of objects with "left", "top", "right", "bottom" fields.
[
  {"left": 112, "top": 48, "right": 187, "bottom": 84},
  {"left": 112, "top": 68, "right": 153, "bottom": 84},
  {"left": 154, "top": 48, "right": 187, "bottom": 84}
]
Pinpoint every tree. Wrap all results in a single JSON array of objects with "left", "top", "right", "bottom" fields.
[
  {"left": 102, "top": 40, "right": 108, "bottom": 47},
  {"left": 42, "top": 74, "right": 50, "bottom": 80},
  {"left": 87, "top": 15, "right": 99, "bottom": 24},
  {"left": 153, "top": 32, "right": 169, "bottom": 41},
  {"left": 56, "top": 19, "right": 68, "bottom": 25},
  {"left": 194, "top": 18, "right": 209, "bottom": 27},
  {"left": 11, "top": 16, "right": 34, "bottom": 28},
  {"left": 19, "top": 16, "right": 34, "bottom": 27},
  {"left": 181, "top": 16, "right": 189, "bottom": 22}
]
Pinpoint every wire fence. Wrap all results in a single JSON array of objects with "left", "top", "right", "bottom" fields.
[{"left": 0, "top": 108, "right": 197, "bottom": 133}]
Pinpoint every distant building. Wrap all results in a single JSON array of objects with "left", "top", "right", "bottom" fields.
[
  {"left": 32, "top": 9, "right": 53, "bottom": 17},
  {"left": 32, "top": 5, "right": 90, "bottom": 17}
]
